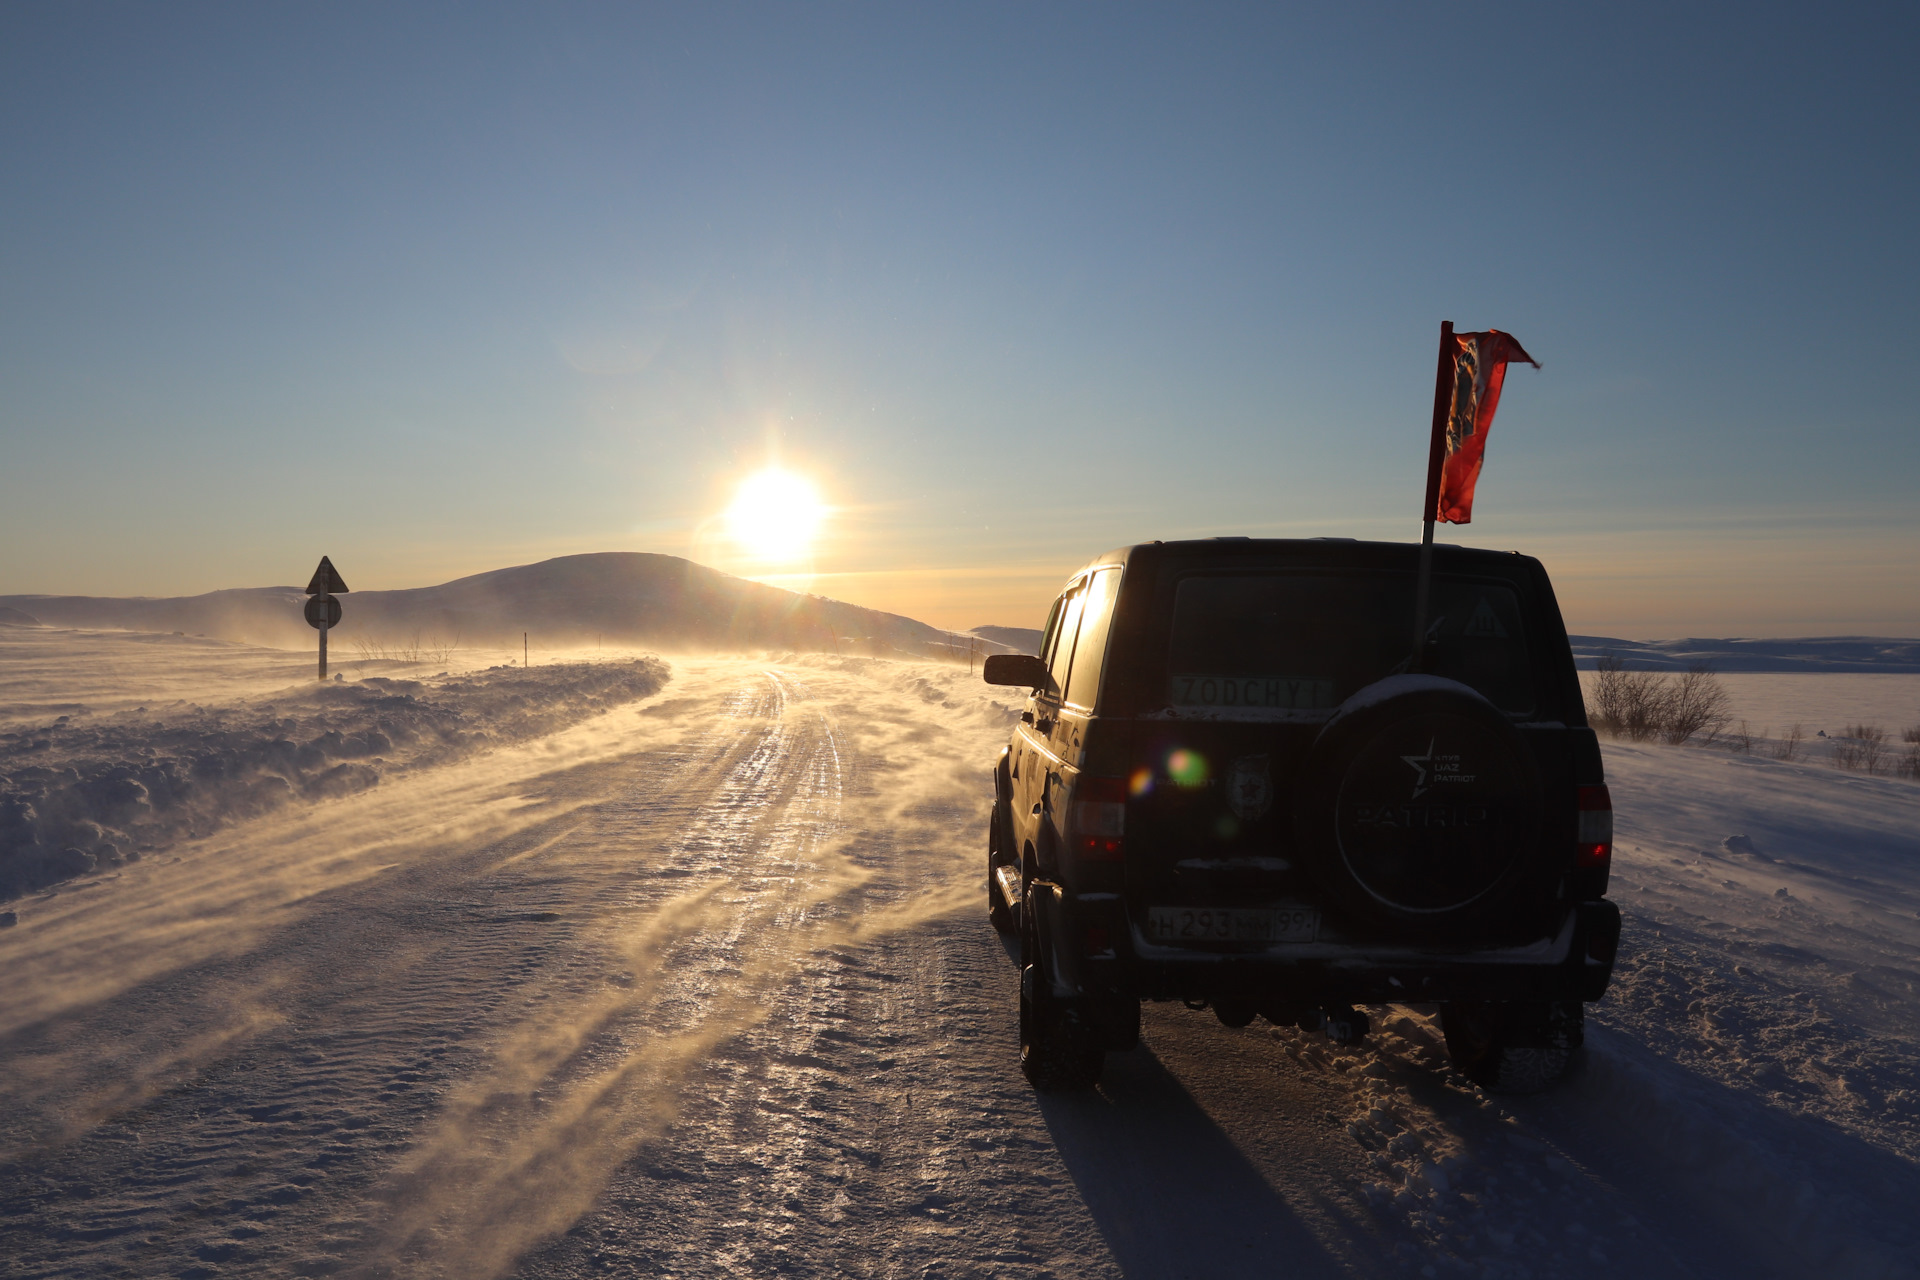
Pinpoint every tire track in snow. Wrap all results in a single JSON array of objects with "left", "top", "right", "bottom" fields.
[{"left": 361, "top": 668, "right": 866, "bottom": 1278}]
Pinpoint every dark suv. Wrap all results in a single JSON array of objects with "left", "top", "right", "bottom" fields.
[{"left": 983, "top": 538, "right": 1619, "bottom": 1092}]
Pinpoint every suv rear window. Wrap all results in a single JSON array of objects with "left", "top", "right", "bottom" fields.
[{"left": 1166, "top": 573, "right": 1534, "bottom": 714}]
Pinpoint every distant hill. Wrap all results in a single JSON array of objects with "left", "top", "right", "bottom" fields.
[
  {"left": 0, "top": 553, "right": 1024, "bottom": 662},
  {"left": 970, "top": 625, "right": 1042, "bottom": 655},
  {"left": 1569, "top": 635, "right": 1920, "bottom": 673},
  {"left": 0, "top": 606, "right": 40, "bottom": 628}
]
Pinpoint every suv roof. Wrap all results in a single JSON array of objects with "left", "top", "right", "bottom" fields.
[
  {"left": 1058, "top": 538, "right": 1584, "bottom": 725},
  {"left": 1071, "top": 536, "right": 1531, "bottom": 575}
]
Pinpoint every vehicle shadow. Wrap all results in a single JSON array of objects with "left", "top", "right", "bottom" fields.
[
  {"left": 1036, "top": 1044, "right": 1365, "bottom": 1279},
  {"left": 993, "top": 934, "right": 1376, "bottom": 1278}
]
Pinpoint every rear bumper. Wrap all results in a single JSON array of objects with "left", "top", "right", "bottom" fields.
[{"left": 1039, "top": 889, "right": 1621, "bottom": 1007}]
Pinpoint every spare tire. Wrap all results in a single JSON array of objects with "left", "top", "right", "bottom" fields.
[{"left": 1295, "top": 675, "right": 1541, "bottom": 936}]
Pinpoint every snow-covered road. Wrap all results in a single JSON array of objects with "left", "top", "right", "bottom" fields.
[{"left": 2, "top": 650, "right": 1916, "bottom": 1278}]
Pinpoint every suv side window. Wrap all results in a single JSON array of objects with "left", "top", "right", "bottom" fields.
[
  {"left": 1046, "top": 585, "right": 1086, "bottom": 694},
  {"left": 1063, "top": 568, "right": 1121, "bottom": 709},
  {"left": 1036, "top": 595, "right": 1066, "bottom": 674}
]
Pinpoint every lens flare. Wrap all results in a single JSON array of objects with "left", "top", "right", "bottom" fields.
[
  {"left": 724, "top": 469, "right": 826, "bottom": 563},
  {"left": 1166, "top": 748, "right": 1208, "bottom": 788}
]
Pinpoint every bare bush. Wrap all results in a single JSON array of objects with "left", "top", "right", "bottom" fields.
[
  {"left": 1591, "top": 654, "right": 1669, "bottom": 740},
  {"left": 1773, "top": 723, "right": 1805, "bottom": 762},
  {"left": 1663, "top": 665, "right": 1732, "bottom": 745},
  {"left": 1831, "top": 724, "right": 1888, "bottom": 774},
  {"left": 1899, "top": 747, "right": 1920, "bottom": 780},
  {"left": 1904, "top": 724, "right": 1920, "bottom": 745},
  {"left": 350, "top": 632, "right": 461, "bottom": 665},
  {"left": 1726, "top": 720, "right": 1753, "bottom": 753},
  {"left": 1590, "top": 655, "right": 1731, "bottom": 745}
]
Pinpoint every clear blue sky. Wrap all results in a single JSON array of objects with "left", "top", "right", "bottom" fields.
[{"left": 4, "top": 2, "right": 1915, "bottom": 635}]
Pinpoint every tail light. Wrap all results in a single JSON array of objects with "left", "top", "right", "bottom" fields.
[
  {"left": 1575, "top": 785, "right": 1613, "bottom": 871},
  {"left": 1069, "top": 776, "right": 1127, "bottom": 862}
]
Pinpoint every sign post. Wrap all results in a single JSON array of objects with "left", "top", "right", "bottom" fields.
[{"left": 305, "top": 556, "right": 350, "bottom": 680}]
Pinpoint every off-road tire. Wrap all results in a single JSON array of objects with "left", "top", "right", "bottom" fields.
[
  {"left": 1441, "top": 1001, "right": 1583, "bottom": 1094},
  {"left": 1019, "top": 899, "right": 1102, "bottom": 1091}
]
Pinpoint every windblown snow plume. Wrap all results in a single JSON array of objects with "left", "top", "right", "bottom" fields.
[{"left": 0, "top": 659, "right": 668, "bottom": 900}]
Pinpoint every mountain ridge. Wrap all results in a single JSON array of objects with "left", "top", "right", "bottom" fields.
[
  {"left": 1568, "top": 634, "right": 1920, "bottom": 673},
  {"left": 0, "top": 552, "right": 1024, "bottom": 662}
]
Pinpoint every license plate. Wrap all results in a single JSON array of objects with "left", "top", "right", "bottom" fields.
[{"left": 1144, "top": 906, "right": 1320, "bottom": 943}]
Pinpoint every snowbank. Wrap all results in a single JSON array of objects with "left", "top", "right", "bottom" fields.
[{"left": 0, "top": 658, "right": 668, "bottom": 900}]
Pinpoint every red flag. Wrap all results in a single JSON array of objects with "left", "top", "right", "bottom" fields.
[{"left": 1433, "top": 329, "right": 1537, "bottom": 524}]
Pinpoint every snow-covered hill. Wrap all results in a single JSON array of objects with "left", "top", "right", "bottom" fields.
[
  {"left": 1571, "top": 634, "right": 1920, "bottom": 673},
  {"left": 0, "top": 552, "right": 1003, "bottom": 661},
  {"left": 968, "top": 624, "right": 1044, "bottom": 655}
]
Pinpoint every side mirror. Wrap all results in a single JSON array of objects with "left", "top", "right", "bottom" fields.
[{"left": 983, "top": 653, "right": 1050, "bottom": 689}]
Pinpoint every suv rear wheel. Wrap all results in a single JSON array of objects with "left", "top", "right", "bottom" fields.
[
  {"left": 1019, "top": 894, "right": 1103, "bottom": 1091},
  {"left": 1440, "top": 1000, "right": 1583, "bottom": 1093}
]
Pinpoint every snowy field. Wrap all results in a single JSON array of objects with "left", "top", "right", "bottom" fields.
[
  {"left": 1, "top": 630, "right": 1917, "bottom": 1278},
  {"left": 1697, "top": 672, "right": 1920, "bottom": 740}
]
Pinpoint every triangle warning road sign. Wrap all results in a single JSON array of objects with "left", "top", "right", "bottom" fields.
[{"left": 306, "top": 556, "right": 350, "bottom": 595}]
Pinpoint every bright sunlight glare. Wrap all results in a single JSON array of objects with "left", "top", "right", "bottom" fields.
[{"left": 724, "top": 469, "right": 827, "bottom": 563}]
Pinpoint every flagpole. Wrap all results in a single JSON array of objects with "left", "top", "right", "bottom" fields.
[{"left": 1411, "top": 320, "right": 1454, "bottom": 673}]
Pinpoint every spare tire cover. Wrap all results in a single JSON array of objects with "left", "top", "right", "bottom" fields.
[{"left": 1303, "top": 679, "right": 1540, "bottom": 923}]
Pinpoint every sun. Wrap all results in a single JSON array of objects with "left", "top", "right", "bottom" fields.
[{"left": 724, "top": 468, "right": 826, "bottom": 563}]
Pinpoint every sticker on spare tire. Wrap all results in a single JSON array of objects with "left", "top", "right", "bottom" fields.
[{"left": 1171, "top": 675, "right": 1334, "bottom": 709}]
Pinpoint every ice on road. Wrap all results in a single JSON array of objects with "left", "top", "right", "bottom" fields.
[{"left": 1, "top": 648, "right": 1917, "bottom": 1279}]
